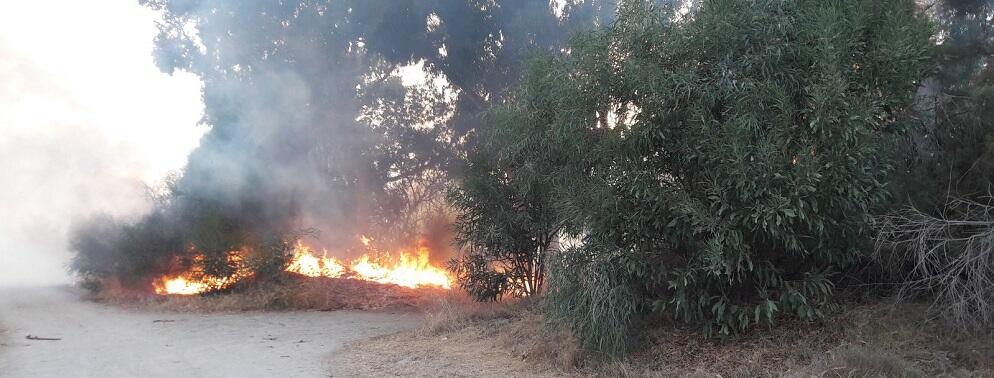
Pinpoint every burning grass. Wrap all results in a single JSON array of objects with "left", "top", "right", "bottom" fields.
[
  {"left": 91, "top": 274, "right": 448, "bottom": 313},
  {"left": 152, "top": 239, "right": 453, "bottom": 296},
  {"left": 328, "top": 299, "right": 994, "bottom": 377}
]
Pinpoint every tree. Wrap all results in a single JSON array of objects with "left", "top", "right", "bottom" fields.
[
  {"left": 889, "top": 0, "right": 994, "bottom": 213},
  {"left": 506, "top": 0, "right": 933, "bottom": 355}
]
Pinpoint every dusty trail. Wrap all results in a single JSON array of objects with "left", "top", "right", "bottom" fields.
[{"left": 0, "top": 286, "right": 418, "bottom": 377}]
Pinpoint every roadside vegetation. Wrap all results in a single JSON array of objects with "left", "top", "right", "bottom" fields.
[{"left": 68, "top": 0, "right": 994, "bottom": 376}]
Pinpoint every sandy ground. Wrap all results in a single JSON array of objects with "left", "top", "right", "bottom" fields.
[{"left": 0, "top": 286, "right": 419, "bottom": 378}]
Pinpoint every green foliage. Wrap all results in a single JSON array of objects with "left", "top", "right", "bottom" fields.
[
  {"left": 448, "top": 81, "right": 570, "bottom": 299},
  {"left": 488, "top": 0, "right": 934, "bottom": 355},
  {"left": 545, "top": 243, "right": 654, "bottom": 355}
]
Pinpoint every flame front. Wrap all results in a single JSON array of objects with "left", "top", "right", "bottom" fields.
[
  {"left": 155, "top": 237, "right": 452, "bottom": 295},
  {"left": 156, "top": 276, "right": 210, "bottom": 295},
  {"left": 154, "top": 251, "right": 252, "bottom": 295},
  {"left": 349, "top": 246, "right": 452, "bottom": 289},
  {"left": 287, "top": 241, "right": 452, "bottom": 289},
  {"left": 285, "top": 242, "right": 346, "bottom": 278}
]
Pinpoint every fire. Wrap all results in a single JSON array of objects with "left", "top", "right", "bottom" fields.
[
  {"left": 155, "top": 236, "right": 453, "bottom": 295},
  {"left": 153, "top": 251, "right": 253, "bottom": 295},
  {"left": 156, "top": 276, "right": 210, "bottom": 295},
  {"left": 286, "top": 239, "right": 452, "bottom": 289},
  {"left": 285, "top": 242, "right": 346, "bottom": 278},
  {"left": 349, "top": 246, "right": 452, "bottom": 289}
]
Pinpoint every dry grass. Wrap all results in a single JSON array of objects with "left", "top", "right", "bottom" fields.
[
  {"left": 803, "top": 345, "right": 924, "bottom": 378},
  {"left": 90, "top": 275, "right": 448, "bottom": 313},
  {"left": 329, "top": 295, "right": 582, "bottom": 377},
  {"left": 330, "top": 299, "right": 994, "bottom": 378}
]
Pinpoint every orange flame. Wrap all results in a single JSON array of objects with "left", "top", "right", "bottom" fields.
[
  {"left": 285, "top": 242, "right": 347, "bottom": 278},
  {"left": 155, "top": 276, "right": 211, "bottom": 295},
  {"left": 155, "top": 236, "right": 452, "bottom": 295},
  {"left": 153, "top": 251, "right": 253, "bottom": 295},
  {"left": 349, "top": 246, "right": 452, "bottom": 289}
]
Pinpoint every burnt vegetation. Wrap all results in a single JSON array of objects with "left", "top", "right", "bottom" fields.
[{"left": 71, "top": 0, "right": 994, "bottom": 370}]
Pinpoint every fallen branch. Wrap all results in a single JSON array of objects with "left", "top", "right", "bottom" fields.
[
  {"left": 25, "top": 334, "right": 61, "bottom": 341},
  {"left": 875, "top": 197, "right": 994, "bottom": 331}
]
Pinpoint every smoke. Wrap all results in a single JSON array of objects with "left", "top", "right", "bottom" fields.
[
  {"left": 0, "top": 1, "right": 203, "bottom": 286},
  {"left": 3, "top": 0, "right": 617, "bottom": 286},
  {"left": 135, "top": 0, "right": 618, "bottom": 259}
]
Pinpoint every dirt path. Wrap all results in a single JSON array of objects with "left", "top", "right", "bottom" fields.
[{"left": 0, "top": 286, "right": 419, "bottom": 377}]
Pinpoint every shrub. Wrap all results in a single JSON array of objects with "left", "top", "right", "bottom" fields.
[
  {"left": 68, "top": 190, "right": 306, "bottom": 292},
  {"left": 447, "top": 251, "right": 509, "bottom": 302},
  {"left": 502, "top": 0, "right": 934, "bottom": 355},
  {"left": 545, "top": 243, "right": 653, "bottom": 355},
  {"left": 245, "top": 229, "right": 316, "bottom": 280},
  {"left": 69, "top": 214, "right": 124, "bottom": 280},
  {"left": 448, "top": 89, "right": 569, "bottom": 300},
  {"left": 69, "top": 210, "right": 184, "bottom": 287}
]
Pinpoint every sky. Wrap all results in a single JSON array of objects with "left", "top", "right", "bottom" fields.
[{"left": 0, "top": 1, "right": 205, "bottom": 286}]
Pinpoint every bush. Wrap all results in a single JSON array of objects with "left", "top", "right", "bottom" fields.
[
  {"left": 491, "top": 0, "right": 934, "bottom": 355},
  {"left": 68, "top": 190, "right": 305, "bottom": 292},
  {"left": 70, "top": 210, "right": 183, "bottom": 287},
  {"left": 448, "top": 90, "right": 568, "bottom": 300},
  {"left": 69, "top": 214, "right": 124, "bottom": 280},
  {"left": 545, "top": 243, "right": 653, "bottom": 355},
  {"left": 447, "top": 251, "right": 509, "bottom": 302}
]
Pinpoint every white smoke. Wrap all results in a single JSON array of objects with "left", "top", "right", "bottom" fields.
[{"left": 0, "top": 0, "right": 204, "bottom": 286}]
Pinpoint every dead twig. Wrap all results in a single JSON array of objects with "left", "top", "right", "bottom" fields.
[
  {"left": 875, "top": 197, "right": 994, "bottom": 332},
  {"left": 25, "top": 334, "right": 61, "bottom": 341}
]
